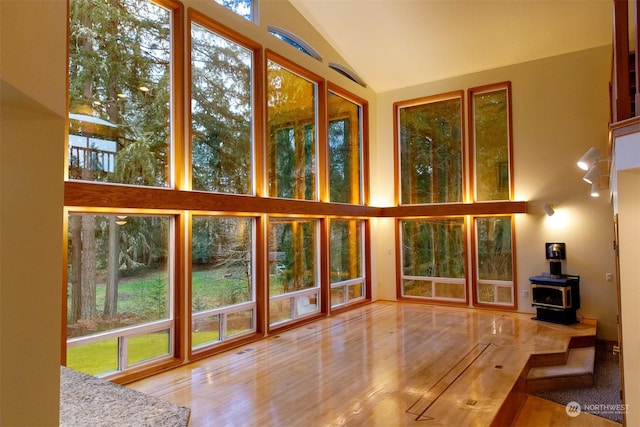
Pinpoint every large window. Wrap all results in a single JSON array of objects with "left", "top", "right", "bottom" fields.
[
  {"left": 191, "top": 22, "right": 255, "bottom": 194},
  {"left": 469, "top": 82, "right": 513, "bottom": 201},
  {"left": 65, "top": 0, "right": 371, "bottom": 381},
  {"left": 395, "top": 84, "right": 517, "bottom": 309},
  {"left": 330, "top": 219, "right": 366, "bottom": 307},
  {"left": 191, "top": 216, "right": 255, "bottom": 350},
  {"left": 266, "top": 58, "right": 319, "bottom": 200},
  {"left": 396, "top": 93, "right": 463, "bottom": 204},
  {"left": 66, "top": 213, "right": 174, "bottom": 376},
  {"left": 328, "top": 91, "right": 363, "bottom": 204},
  {"left": 268, "top": 218, "right": 320, "bottom": 325},
  {"left": 473, "top": 216, "right": 515, "bottom": 307},
  {"left": 68, "top": 0, "right": 174, "bottom": 187},
  {"left": 400, "top": 218, "right": 466, "bottom": 302}
]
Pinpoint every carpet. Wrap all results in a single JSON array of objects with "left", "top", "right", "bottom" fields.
[
  {"left": 533, "top": 341, "right": 623, "bottom": 424},
  {"left": 60, "top": 366, "right": 190, "bottom": 427}
]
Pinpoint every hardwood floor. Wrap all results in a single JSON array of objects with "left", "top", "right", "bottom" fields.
[{"left": 128, "top": 302, "right": 612, "bottom": 426}]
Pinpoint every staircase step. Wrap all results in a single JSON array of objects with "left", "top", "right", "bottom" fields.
[{"left": 526, "top": 346, "right": 595, "bottom": 392}]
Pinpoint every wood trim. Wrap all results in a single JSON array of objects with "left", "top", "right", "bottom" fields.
[
  {"left": 613, "top": 0, "right": 632, "bottom": 122},
  {"left": 64, "top": 181, "right": 383, "bottom": 217},
  {"left": 381, "top": 201, "right": 527, "bottom": 217}
]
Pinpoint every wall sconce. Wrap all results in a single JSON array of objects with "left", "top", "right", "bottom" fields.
[
  {"left": 590, "top": 176, "right": 609, "bottom": 198},
  {"left": 577, "top": 147, "right": 610, "bottom": 197},
  {"left": 577, "top": 147, "right": 602, "bottom": 171},
  {"left": 543, "top": 203, "right": 555, "bottom": 216}
]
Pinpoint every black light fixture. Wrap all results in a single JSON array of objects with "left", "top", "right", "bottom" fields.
[{"left": 545, "top": 242, "right": 566, "bottom": 276}]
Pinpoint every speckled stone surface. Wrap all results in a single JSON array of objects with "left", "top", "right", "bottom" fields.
[{"left": 60, "top": 367, "right": 190, "bottom": 427}]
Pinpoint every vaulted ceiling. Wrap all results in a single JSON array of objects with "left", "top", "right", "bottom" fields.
[{"left": 289, "top": 0, "right": 613, "bottom": 93}]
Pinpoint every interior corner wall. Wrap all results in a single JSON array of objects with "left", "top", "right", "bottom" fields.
[
  {"left": 371, "top": 45, "right": 618, "bottom": 339},
  {"left": 1, "top": 1, "right": 66, "bottom": 425}
]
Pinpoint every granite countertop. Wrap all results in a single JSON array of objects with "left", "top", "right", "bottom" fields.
[{"left": 60, "top": 366, "right": 190, "bottom": 427}]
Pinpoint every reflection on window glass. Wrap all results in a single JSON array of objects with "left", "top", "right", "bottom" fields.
[
  {"left": 329, "top": 93, "right": 362, "bottom": 204},
  {"left": 214, "top": 0, "right": 252, "bottom": 21},
  {"left": 398, "top": 96, "right": 462, "bottom": 204},
  {"left": 66, "top": 213, "right": 172, "bottom": 376},
  {"left": 472, "top": 85, "right": 511, "bottom": 201},
  {"left": 267, "top": 60, "right": 317, "bottom": 200},
  {"left": 475, "top": 216, "right": 514, "bottom": 306},
  {"left": 401, "top": 218, "right": 466, "bottom": 301},
  {"left": 68, "top": 0, "right": 172, "bottom": 187},
  {"left": 191, "top": 23, "right": 253, "bottom": 194},
  {"left": 191, "top": 216, "right": 254, "bottom": 349}
]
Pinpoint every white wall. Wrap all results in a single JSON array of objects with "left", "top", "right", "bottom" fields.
[{"left": 372, "top": 46, "right": 618, "bottom": 340}]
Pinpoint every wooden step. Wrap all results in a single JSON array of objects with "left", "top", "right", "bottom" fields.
[{"left": 526, "top": 346, "right": 595, "bottom": 393}]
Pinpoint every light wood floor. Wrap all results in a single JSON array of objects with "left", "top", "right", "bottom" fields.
[{"left": 128, "top": 302, "right": 617, "bottom": 426}]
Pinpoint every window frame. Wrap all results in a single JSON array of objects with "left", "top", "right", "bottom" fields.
[
  {"left": 187, "top": 10, "right": 263, "bottom": 194},
  {"left": 265, "top": 50, "right": 326, "bottom": 201},
  {"left": 62, "top": 208, "right": 183, "bottom": 381},
  {"left": 394, "top": 91, "right": 466, "bottom": 206},
  {"left": 396, "top": 216, "right": 469, "bottom": 306},
  {"left": 470, "top": 214, "right": 518, "bottom": 310},
  {"left": 326, "top": 84, "right": 368, "bottom": 205},
  {"left": 468, "top": 81, "right": 514, "bottom": 202}
]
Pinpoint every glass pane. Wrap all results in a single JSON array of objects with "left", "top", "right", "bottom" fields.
[
  {"left": 331, "top": 286, "right": 345, "bottom": 307},
  {"left": 270, "top": 299, "right": 292, "bottom": 324},
  {"left": 192, "top": 217, "right": 253, "bottom": 311},
  {"left": 267, "top": 61, "right": 317, "bottom": 200},
  {"left": 191, "top": 23, "right": 253, "bottom": 194},
  {"left": 68, "top": 0, "right": 172, "bottom": 187},
  {"left": 348, "top": 283, "right": 364, "bottom": 301},
  {"left": 67, "top": 339, "right": 118, "bottom": 376},
  {"left": 128, "top": 330, "right": 170, "bottom": 365},
  {"left": 330, "top": 220, "right": 363, "bottom": 284},
  {"left": 475, "top": 216, "right": 513, "bottom": 281},
  {"left": 434, "top": 282, "right": 465, "bottom": 299},
  {"left": 401, "top": 218, "right": 465, "bottom": 278},
  {"left": 398, "top": 97, "right": 462, "bottom": 204},
  {"left": 268, "top": 218, "right": 318, "bottom": 297},
  {"left": 67, "top": 214, "right": 172, "bottom": 339},
  {"left": 478, "top": 282, "right": 494, "bottom": 303},
  {"left": 328, "top": 92, "right": 362, "bottom": 204},
  {"left": 296, "top": 293, "right": 319, "bottom": 316},
  {"left": 227, "top": 310, "right": 253, "bottom": 337},
  {"left": 214, "top": 0, "right": 252, "bottom": 21},
  {"left": 402, "top": 280, "right": 433, "bottom": 298},
  {"left": 192, "top": 315, "right": 221, "bottom": 347},
  {"left": 497, "top": 286, "right": 513, "bottom": 304},
  {"left": 473, "top": 88, "right": 510, "bottom": 201}
]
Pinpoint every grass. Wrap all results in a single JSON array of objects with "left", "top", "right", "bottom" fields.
[{"left": 68, "top": 267, "right": 256, "bottom": 375}]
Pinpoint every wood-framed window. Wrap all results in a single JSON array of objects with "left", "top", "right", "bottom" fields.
[
  {"left": 471, "top": 215, "right": 517, "bottom": 309},
  {"left": 329, "top": 218, "right": 367, "bottom": 308},
  {"left": 398, "top": 217, "right": 467, "bottom": 304},
  {"left": 395, "top": 92, "right": 464, "bottom": 205},
  {"left": 468, "top": 82, "right": 514, "bottom": 202},
  {"left": 65, "top": 1, "right": 372, "bottom": 381}
]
